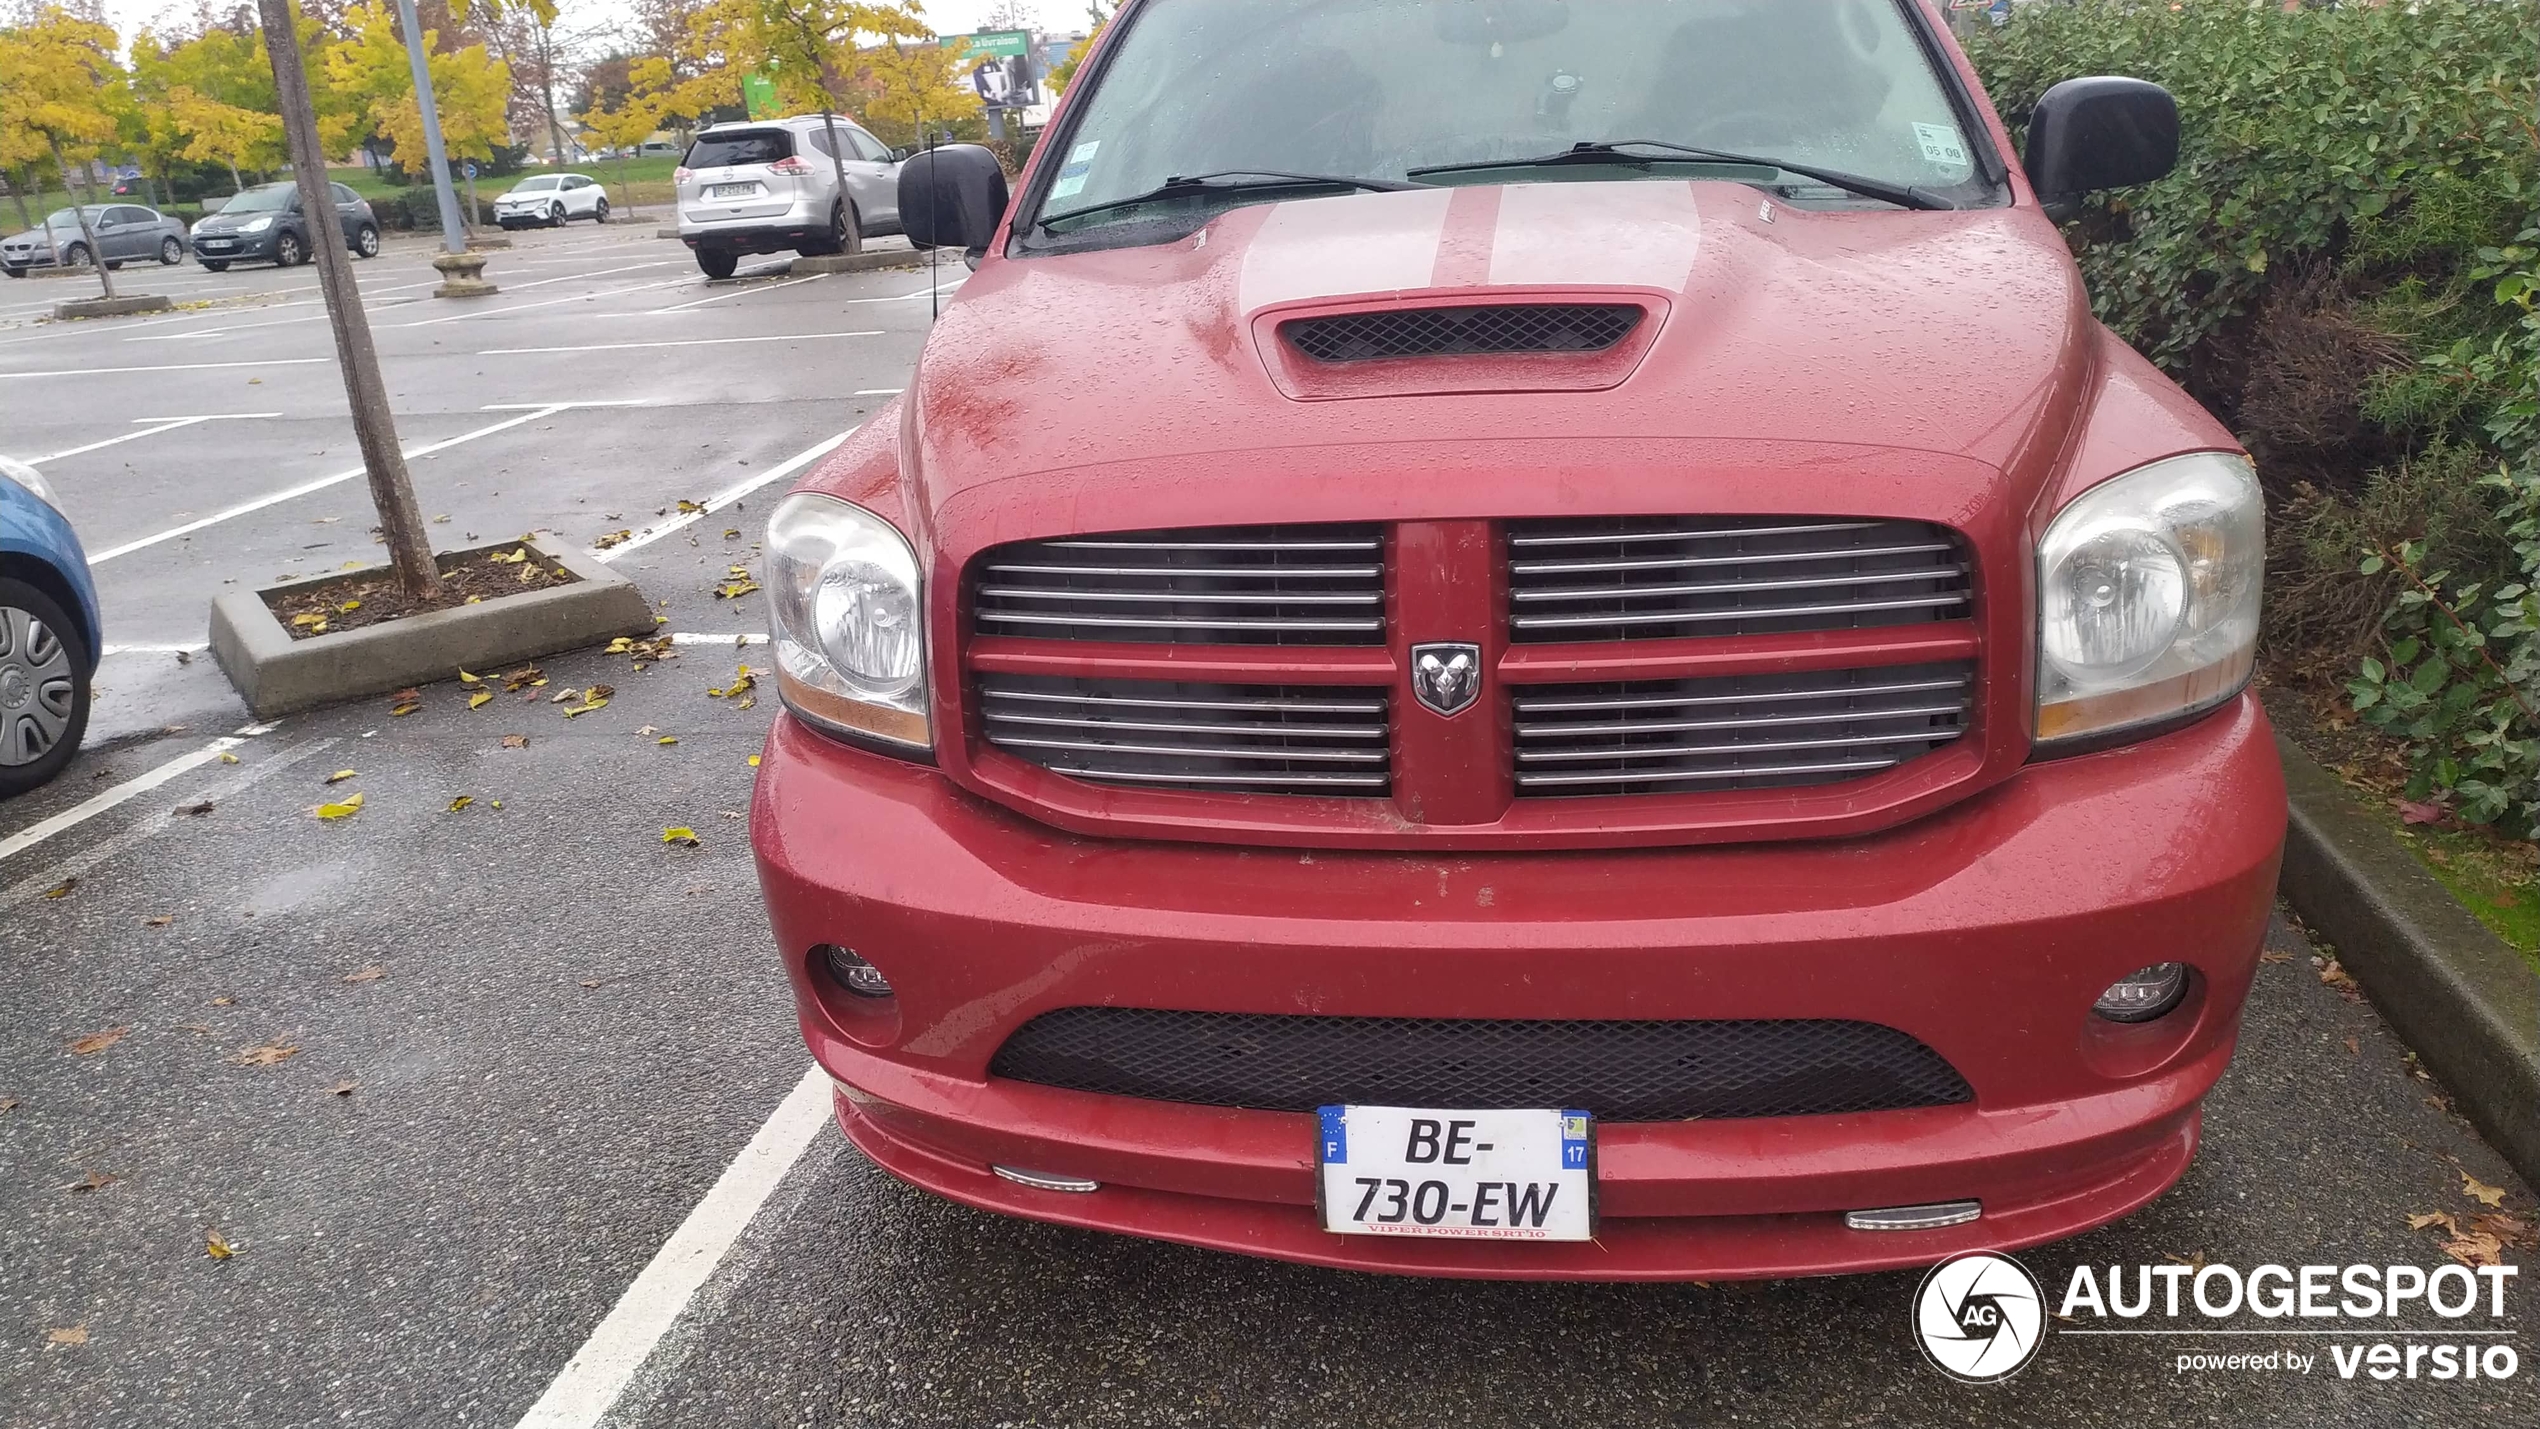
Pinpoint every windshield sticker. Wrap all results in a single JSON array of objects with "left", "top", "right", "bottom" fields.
[
  {"left": 1912, "top": 122, "right": 1970, "bottom": 169},
  {"left": 1050, "top": 140, "right": 1099, "bottom": 201}
]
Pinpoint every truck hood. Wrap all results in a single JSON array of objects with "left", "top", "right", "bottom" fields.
[{"left": 900, "top": 181, "right": 2094, "bottom": 544}]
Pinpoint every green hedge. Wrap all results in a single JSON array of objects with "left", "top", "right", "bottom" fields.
[{"left": 1971, "top": 0, "right": 2535, "bottom": 370}]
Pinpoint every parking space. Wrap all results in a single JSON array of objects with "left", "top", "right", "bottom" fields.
[{"left": 2, "top": 221, "right": 2535, "bottom": 1429}]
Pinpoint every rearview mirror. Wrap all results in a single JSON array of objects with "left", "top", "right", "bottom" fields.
[
  {"left": 898, "top": 144, "right": 1008, "bottom": 257},
  {"left": 2023, "top": 76, "right": 2178, "bottom": 211}
]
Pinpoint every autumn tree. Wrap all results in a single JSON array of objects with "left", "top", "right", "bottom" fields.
[
  {"left": 853, "top": 35, "right": 977, "bottom": 147},
  {"left": 582, "top": 54, "right": 668, "bottom": 204},
  {"left": 0, "top": 6, "right": 129, "bottom": 297},
  {"left": 328, "top": 0, "right": 513, "bottom": 176}
]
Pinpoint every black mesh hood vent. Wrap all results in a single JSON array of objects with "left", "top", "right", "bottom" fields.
[{"left": 1283, "top": 304, "right": 1644, "bottom": 363}]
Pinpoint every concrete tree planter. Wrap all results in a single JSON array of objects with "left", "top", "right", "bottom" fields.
[
  {"left": 55, "top": 293, "right": 172, "bottom": 319},
  {"left": 209, "top": 536, "right": 653, "bottom": 717}
]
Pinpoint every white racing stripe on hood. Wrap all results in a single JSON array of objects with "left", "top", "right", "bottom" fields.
[
  {"left": 1237, "top": 187, "right": 1454, "bottom": 314},
  {"left": 1489, "top": 181, "right": 1702, "bottom": 292}
]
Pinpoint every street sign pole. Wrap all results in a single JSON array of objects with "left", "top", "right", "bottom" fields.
[{"left": 393, "top": 0, "right": 470, "bottom": 257}]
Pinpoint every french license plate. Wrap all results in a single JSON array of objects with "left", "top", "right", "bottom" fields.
[
  {"left": 197, "top": 240, "right": 233, "bottom": 251},
  {"left": 707, "top": 182, "right": 756, "bottom": 198},
  {"left": 1316, "top": 1105, "right": 1592, "bottom": 1241}
]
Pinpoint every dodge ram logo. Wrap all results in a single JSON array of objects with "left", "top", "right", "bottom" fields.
[{"left": 1410, "top": 642, "right": 1482, "bottom": 717}]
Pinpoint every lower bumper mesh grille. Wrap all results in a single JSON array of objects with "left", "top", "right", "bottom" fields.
[{"left": 989, "top": 1008, "right": 1973, "bottom": 1122}]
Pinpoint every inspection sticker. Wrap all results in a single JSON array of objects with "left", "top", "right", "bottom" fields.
[
  {"left": 1913, "top": 122, "right": 1970, "bottom": 169},
  {"left": 1050, "top": 140, "right": 1100, "bottom": 201}
]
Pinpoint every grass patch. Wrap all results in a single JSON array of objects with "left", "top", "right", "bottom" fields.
[{"left": 2386, "top": 818, "right": 2540, "bottom": 967}]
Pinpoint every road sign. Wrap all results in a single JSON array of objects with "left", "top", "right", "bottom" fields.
[
  {"left": 943, "top": 29, "right": 1033, "bottom": 60},
  {"left": 741, "top": 72, "right": 777, "bottom": 119},
  {"left": 463, "top": 160, "right": 478, "bottom": 179}
]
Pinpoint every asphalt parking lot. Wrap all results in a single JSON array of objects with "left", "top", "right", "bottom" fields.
[{"left": 1, "top": 222, "right": 2534, "bottom": 1429}]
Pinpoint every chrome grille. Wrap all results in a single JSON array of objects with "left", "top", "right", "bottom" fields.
[
  {"left": 973, "top": 525, "right": 1385, "bottom": 646},
  {"left": 1512, "top": 662, "right": 1973, "bottom": 796},
  {"left": 979, "top": 674, "right": 1391, "bottom": 795},
  {"left": 1282, "top": 304, "right": 1644, "bottom": 362},
  {"left": 1507, "top": 516, "right": 1970, "bottom": 642}
]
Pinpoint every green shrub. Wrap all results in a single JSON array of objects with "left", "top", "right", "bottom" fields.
[{"left": 1970, "top": 0, "right": 2536, "bottom": 371}]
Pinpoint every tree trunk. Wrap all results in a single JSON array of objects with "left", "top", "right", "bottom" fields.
[
  {"left": 259, "top": 0, "right": 444, "bottom": 605},
  {"left": 537, "top": 22, "right": 567, "bottom": 168},
  {"left": 6, "top": 171, "right": 30, "bottom": 230},
  {"left": 227, "top": 160, "right": 244, "bottom": 194},
  {"left": 46, "top": 138, "right": 113, "bottom": 300},
  {"left": 28, "top": 167, "right": 57, "bottom": 265},
  {"left": 816, "top": 111, "right": 862, "bottom": 255}
]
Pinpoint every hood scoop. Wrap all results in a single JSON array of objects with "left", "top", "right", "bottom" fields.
[{"left": 1281, "top": 303, "right": 1645, "bottom": 363}]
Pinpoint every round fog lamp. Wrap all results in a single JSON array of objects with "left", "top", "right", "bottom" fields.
[
  {"left": 2093, "top": 963, "right": 2189, "bottom": 1023},
  {"left": 817, "top": 944, "right": 895, "bottom": 999}
]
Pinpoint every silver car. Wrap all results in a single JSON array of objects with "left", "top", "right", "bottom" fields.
[
  {"left": 1, "top": 204, "right": 190, "bottom": 276},
  {"left": 674, "top": 115, "right": 906, "bottom": 279}
]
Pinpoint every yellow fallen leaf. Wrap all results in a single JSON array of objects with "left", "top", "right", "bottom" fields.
[
  {"left": 338, "top": 600, "right": 360, "bottom": 613},
  {"left": 489, "top": 800, "right": 502, "bottom": 809},
  {"left": 315, "top": 792, "right": 365, "bottom": 820},
  {"left": 747, "top": 754, "right": 760, "bottom": 767},
  {"left": 325, "top": 769, "right": 357, "bottom": 784},
  {"left": 390, "top": 702, "right": 420, "bottom": 717},
  {"left": 2443, "top": 1232, "right": 2504, "bottom": 1268},
  {"left": 662, "top": 826, "right": 701, "bottom": 848},
  {"left": 218, "top": 752, "right": 239, "bottom": 764},
  {"left": 342, "top": 965, "right": 385, "bottom": 983},
  {"left": 143, "top": 915, "right": 174, "bottom": 928},
  {"left": 2409, "top": 1211, "right": 2460, "bottom": 1234},
  {"left": 468, "top": 691, "right": 493, "bottom": 709},
  {"left": 677, "top": 499, "right": 706, "bottom": 514},
  {"left": 45, "top": 1326, "right": 86, "bottom": 1346},
  {"left": 657, "top": 736, "right": 678, "bottom": 746},
  {"left": 290, "top": 612, "right": 325, "bottom": 628},
  {"left": 69, "top": 1027, "right": 130, "bottom": 1056},
  {"left": 204, "top": 1230, "right": 237, "bottom": 1259},
  {"left": 563, "top": 699, "right": 609, "bottom": 718},
  {"left": 233, "top": 1040, "right": 298, "bottom": 1067},
  {"left": 2463, "top": 1173, "right": 2508, "bottom": 1209},
  {"left": 43, "top": 877, "right": 76, "bottom": 899},
  {"left": 446, "top": 796, "right": 473, "bottom": 813},
  {"left": 605, "top": 637, "right": 633, "bottom": 653}
]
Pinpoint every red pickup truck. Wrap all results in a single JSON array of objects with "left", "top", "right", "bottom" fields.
[{"left": 751, "top": 0, "right": 2284, "bottom": 1280}]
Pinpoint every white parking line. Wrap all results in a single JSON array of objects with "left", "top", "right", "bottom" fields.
[
  {"left": 841, "top": 280, "right": 967, "bottom": 304},
  {"left": 86, "top": 405, "right": 572, "bottom": 564},
  {"left": 0, "top": 722, "right": 276, "bottom": 864},
  {"left": 387, "top": 275, "right": 692, "bottom": 328},
  {"left": 853, "top": 388, "right": 902, "bottom": 396},
  {"left": 124, "top": 312, "right": 328, "bottom": 341},
  {"left": 649, "top": 273, "right": 825, "bottom": 313},
  {"left": 30, "top": 413, "right": 280, "bottom": 465},
  {"left": 590, "top": 430, "right": 852, "bottom": 562},
  {"left": 0, "top": 735, "right": 337, "bottom": 910},
  {"left": 0, "top": 356, "right": 328, "bottom": 379},
  {"left": 667, "top": 632, "right": 769, "bottom": 645},
  {"left": 481, "top": 331, "right": 879, "bottom": 357},
  {"left": 511, "top": 1065, "right": 832, "bottom": 1429}
]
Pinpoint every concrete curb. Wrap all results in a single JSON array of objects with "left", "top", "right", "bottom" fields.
[
  {"left": 2274, "top": 732, "right": 2540, "bottom": 1187},
  {"left": 655, "top": 227, "right": 681, "bottom": 240},
  {"left": 54, "top": 293, "right": 172, "bottom": 319},
  {"left": 208, "top": 536, "right": 654, "bottom": 717},
  {"left": 793, "top": 249, "right": 924, "bottom": 274}
]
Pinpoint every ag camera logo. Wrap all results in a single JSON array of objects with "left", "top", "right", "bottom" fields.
[{"left": 1915, "top": 1252, "right": 2047, "bottom": 1382}]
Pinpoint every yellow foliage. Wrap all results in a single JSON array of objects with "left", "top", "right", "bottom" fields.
[
  {"left": 0, "top": 6, "right": 125, "bottom": 169},
  {"left": 856, "top": 37, "right": 979, "bottom": 139},
  {"left": 329, "top": 1, "right": 514, "bottom": 165}
]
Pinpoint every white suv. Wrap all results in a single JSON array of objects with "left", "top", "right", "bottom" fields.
[{"left": 675, "top": 116, "right": 905, "bottom": 278}]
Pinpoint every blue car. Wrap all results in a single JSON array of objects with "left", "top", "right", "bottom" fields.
[{"left": 0, "top": 456, "right": 100, "bottom": 798}]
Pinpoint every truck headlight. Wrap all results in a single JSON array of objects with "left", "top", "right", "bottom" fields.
[
  {"left": 2035, "top": 452, "right": 2261, "bottom": 750},
  {"left": 766, "top": 492, "right": 928, "bottom": 751}
]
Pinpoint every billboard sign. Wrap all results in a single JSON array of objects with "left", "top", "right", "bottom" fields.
[{"left": 943, "top": 29, "right": 1040, "bottom": 109}]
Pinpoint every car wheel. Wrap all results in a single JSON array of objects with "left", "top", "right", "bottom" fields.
[
  {"left": 200, "top": 260, "right": 230, "bottom": 272},
  {"left": 61, "top": 243, "right": 90, "bottom": 268},
  {"left": 354, "top": 224, "right": 380, "bottom": 259},
  {"left": 159, "top": 236, "right": 184, "bottom": 265},
  {"left": 696, "top": 249, "right": 739, "bottom": 280},
  {"left": 593, "top": 198, "right": 609, "bottom": 223},
  {"left": 0, "top": 579, "right": 92, "bottom": 801},
  {"left": 105, "top": 260, "right": 123, "bottom": 271},
  {"left": 550, "top": 203, "right": 566, "bottom": 227},
  {"left": 275, "top": 230, "right": 303, "bottom": 267}
]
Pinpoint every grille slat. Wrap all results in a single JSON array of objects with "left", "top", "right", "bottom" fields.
[
  {"left": 1506, "top": 516, "right": 1969, "bottom": 642},
  {"left": 1283, "top": 304, "right": 1643, "bottom": 363},
  {"left": 981, "top": 674, "right": 1393, "bottom": 796},
  {"left": 1513, "top": 661, "right": 1973, "bottom": 797},
  {"left": 990, "top": 1008, "right": 1975, "bottom": 1122},
  {"left": 975, "top": 524, "right": 1386, "bottom": 647}
]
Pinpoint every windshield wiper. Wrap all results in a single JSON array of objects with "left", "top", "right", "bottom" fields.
[
  {"left": 1037, "top": 170, "right": 1416, "bottom": 230},
  {"left": 1407, "top": 140, "right": 1956, "bottom": 211}
]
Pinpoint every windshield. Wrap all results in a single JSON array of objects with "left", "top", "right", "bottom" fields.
[
  {"left": 1028, "top": 0, "right": 1988, "bottom": 244},
  {"left": 512, "top": 176, "right": 562, "bottom": 192},
  {"left": 223, "top": 185, "right": 297, "bottom": 213}
]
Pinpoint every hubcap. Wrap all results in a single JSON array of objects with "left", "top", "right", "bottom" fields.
[{"left": 0, "top": 606, "right": 75, "bottom": 767}]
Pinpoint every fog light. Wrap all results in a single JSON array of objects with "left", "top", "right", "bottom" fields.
[
  {"left": 2093, "top": 963, "right": 2189, "bottom": 1023},
  {"left": 817, "top": 944, "right": 894, "bottom": 999}
]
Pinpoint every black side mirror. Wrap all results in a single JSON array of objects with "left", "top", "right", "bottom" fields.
[
  {"left": 899, "top": 144, "right": 1008, "bottom": 258},
  {"left": 887, "top": 146, "right": 913, "bottom": 164},
  {"left": 2024, "top": 76, "right": 2178, "bottom": 213}
]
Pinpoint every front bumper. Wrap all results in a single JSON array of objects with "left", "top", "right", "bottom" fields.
[
  {"left": 753, "top": 693, "right": 2286, "bottom": 1280},
  {"left": 190, "top": 230, "right": 276, "bottom": 261}
]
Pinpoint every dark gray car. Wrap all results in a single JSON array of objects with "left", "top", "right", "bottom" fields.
[
  {"left": 189, "top": 181, "right": 381, "bottom": 271},
  {"left": 0, "top": 204, "right": 190, "bottom": 276}
]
